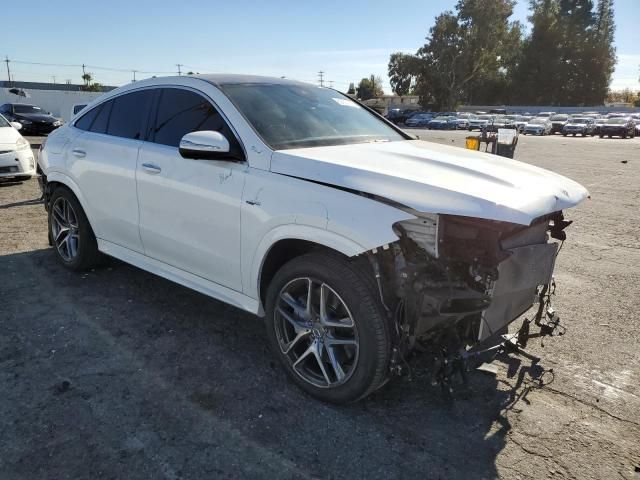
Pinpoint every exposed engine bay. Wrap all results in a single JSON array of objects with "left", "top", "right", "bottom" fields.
[{"left": 367, "top": 211, "right": 573, "bottom": 385}]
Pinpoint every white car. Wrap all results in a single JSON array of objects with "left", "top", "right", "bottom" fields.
[
  {"left": 38, "top": 75, "right": 588, "bottom": 403},
  {"left": 523, "top": 118, "right": 552, "bottom": 135},
  {"left": 0, "top": 114, "right": 35, "bottom": 180},
  {"left": 468, "top": 114, "right": 493, "bottom": 130}
]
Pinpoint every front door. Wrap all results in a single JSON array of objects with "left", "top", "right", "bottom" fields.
[{"left": 136, "top": 87, "right": 245, "bottom": 292}]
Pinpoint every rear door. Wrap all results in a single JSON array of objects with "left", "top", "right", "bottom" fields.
[
  {"left": 136, "top": 87, "right": 245, "bottom": 291},
  {"left": 67, "top": 89, "right": 154, "bottom": 252}
]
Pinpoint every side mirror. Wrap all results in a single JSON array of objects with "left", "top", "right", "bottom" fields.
[
  {"left": 179, "top": 131, "right": 234, "bottom": 160},
  {"left": 10, "top": 121, "right": 22, "bottom": 131}
]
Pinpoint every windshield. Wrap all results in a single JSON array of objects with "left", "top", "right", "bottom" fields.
[
  {"left": 14, "top": 105, "right": 43, "bottom": 114},
  {"left": 529, "top": 119, "right": 546, "bottom": 125},
  {"left": 433, "top": 116, "right": 452, "bottom": 121},
  {"left": 550, "top": 115, "right": 568, "bottom": 121},
  {"left": 476, "top": 115, "right": 492, "bottom": 120},
  {"left": 606, "top": 118, "right": 627, "bottom": 124},
  {"left": 0, "top": 114, "right": 10, "bottom": 128},
  {"left": 219, "top": 83, "right": 405, "bottom": 150}
]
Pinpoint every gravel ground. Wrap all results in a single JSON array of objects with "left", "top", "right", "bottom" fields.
[{"left": 0, "top": 132, "right": 639, "bottom": 479}]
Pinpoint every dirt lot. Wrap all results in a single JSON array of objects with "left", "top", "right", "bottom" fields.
[{"left": 1, "top": 132, "right": 639, "bottom": 479}]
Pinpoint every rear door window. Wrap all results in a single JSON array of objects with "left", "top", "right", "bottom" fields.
[
  {"left": 75, "top": 104, "right": 102, "bottom": 131},
  {"left": 89, "top": 101, "right": 113, "bottom": 134}
]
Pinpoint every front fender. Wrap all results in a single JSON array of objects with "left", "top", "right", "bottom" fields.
[{"left": 248, "top": 224, "right": 367, "bottom": 312}]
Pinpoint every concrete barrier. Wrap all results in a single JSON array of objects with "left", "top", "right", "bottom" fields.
[{"left": 0, "top": 88, "right": 106, "bottom": 122}]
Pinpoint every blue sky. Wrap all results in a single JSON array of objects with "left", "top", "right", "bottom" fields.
[{"left": 3, "top": 0, "right": 639, "bottom": 93}]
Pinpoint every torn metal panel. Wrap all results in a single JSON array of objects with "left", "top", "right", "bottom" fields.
[{"left": 478, "top": 242, "right": 558, "bottom": 340}]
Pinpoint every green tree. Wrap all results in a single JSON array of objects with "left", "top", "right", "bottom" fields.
[
  {"left": 589, "top": 0, "right": 616, "bottom": 104},
  {"left": 347, "top": 82, "right": 356, "bottom": 95},
  {"left": 514, "top": 0, "right": 615, "bottom": 106},
  {"left": 80, "top": 72, "right": 103, "bottom": 92},
  {"left": 388, "top": 53, "right": 417, "bottom": 96},
  {"left": 81, "top": 73, "right": 93, "bottom": 87},
  {"left": 356, "top": 75, "right": 384, "bottom": 100},
  {"left": 391, "top": 0, "right": 521, "bottom": 110}
]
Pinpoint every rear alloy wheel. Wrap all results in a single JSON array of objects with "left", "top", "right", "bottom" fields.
[
  {"left": 48, "top": 187, "right": 102, "bottom": 271},
  {"left": 265, "top": 252, "right": 390, "bottom": 403}
]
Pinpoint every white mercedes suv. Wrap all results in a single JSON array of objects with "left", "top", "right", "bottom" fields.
[{"left": 39, "top": 75, "right": 588, "bottom": 403}]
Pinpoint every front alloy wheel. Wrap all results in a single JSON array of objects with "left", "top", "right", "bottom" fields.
[
  {"left": 265, "top": 252, "right": 391, "bottom": 403},
  {"left": 275, "top": 278, "right": 359, "bottom": 388}
]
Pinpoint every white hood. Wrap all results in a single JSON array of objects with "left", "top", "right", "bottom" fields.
[{"left": 271, "top": 140, "right": 588, "bottom": 225}]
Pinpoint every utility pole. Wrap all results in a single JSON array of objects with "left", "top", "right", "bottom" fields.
[
  {"left": 82, "top": 63, "right": 86, "bottom": 76},
  {"left": 176, "top": 64, "right": 183, "bottom": 76},
  {"left": 4, "top": 56, "right": 11, "bottom": 85},
  {"left": 52, "top": 76, "right": 56, "bottom": 84},
  {"left": 329, "top": 80, "right": 334, "bottom": 89},
  {"left": 132, "top": 70, "right": 138, "bottom": 82},
  {"left": 318, "top": 71, "right": 324, "bottom": 87}
]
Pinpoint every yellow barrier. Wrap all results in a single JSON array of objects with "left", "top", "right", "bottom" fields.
[{"left": 465, "top": 136, "right": 480, "bottom": 151}]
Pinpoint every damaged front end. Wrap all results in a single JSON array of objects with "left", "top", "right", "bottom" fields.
[{"left": 369, "top": 211, "right": 572, "bottom": 380}]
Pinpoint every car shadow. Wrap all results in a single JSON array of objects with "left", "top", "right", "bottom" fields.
[
  {"left": 0, "top": 179, "right": 26, "bottom": 188},
  {"left": 0, "top": 196, "right": 43, "bottom": 209},
  {"left": 0, "top": 248, "right": 552, "bottom": 479}
]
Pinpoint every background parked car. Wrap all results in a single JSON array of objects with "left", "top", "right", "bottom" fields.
[
  {"left": 485, "top": 115, "right": 516, "bottom": 132},
  {"left": 593, "top": 115, "right": 608, "bottom": 134},
  {"left": 468, "top": 114, "right": 493, "bottom": 131},
  {"left": 404, "top": 113, "right": 434, "bottom": 127},
  {"left": 0, "top": 113, "right": 35, "bottom": 181},
  {"left": 549, "top": 114, "right": 570, "bottom": 134},
  {"left": 562, "top": 117, "right": 597, "bottom": 136},
  {"left": 0, "top": 103, "right": 62, "bottom": 135},
  {"left": 523, "top": 118, "right": 552, "bottom": 135},
  {"left": 599, "top": 117, "right": 636, "bottom": 138},
  {"left": 513, "top": 115, "right": 531, "bottom": 133},
  {"left": 427, "top": 115, "right": 456, "bottom": 130},
  {"left": 453, "top": 113, "right": 473, "bottom": 129},
  {"left": 631, "top": 114, "right": 640, "bottom": 135},
  {"left": 536, "top": 111, "right": 556, "bottom": 118}
]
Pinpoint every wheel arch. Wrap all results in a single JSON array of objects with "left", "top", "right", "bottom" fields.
[
  {"left": 251, "top": 226, "right": 370, "bottom": 314},
  {"left": 44, "top": 172, "right": 97, "bottom": 233}
]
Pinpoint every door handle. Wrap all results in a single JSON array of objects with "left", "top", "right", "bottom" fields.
[
  {"left": 71, "top": 148, "right": 86, "bottom": 158},
  {"left": 142, "top": 163, "right": 162, "bottom": 174}
]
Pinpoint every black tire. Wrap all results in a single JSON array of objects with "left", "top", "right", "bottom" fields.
[
  {"left": 599, "top": 134, "right": 604, "bottom": 138},
  {"left": 265, "top": 251, "right": 391, "bottom": 403},
  {"left": 622, "top": 132, "right": 627, "bottom": 139},
  {"left": 562, "top": 133, "right": 567, "bottom": 137},
  {"left": 48, "top": 186, "right": 102, "bottom": 271}
]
